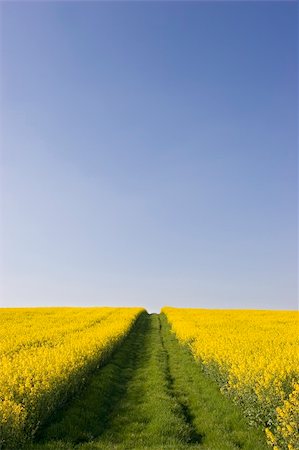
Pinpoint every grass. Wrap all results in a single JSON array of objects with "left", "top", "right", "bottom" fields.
[{"left": 25, "top": 313, "right": 269, "bottom": 450}]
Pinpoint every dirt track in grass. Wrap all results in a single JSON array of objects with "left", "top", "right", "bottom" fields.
[{"left": 27, "top": 313, "right": 269, "bottom": 450}]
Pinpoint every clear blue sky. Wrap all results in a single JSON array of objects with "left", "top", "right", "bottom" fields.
[{"left": 1, "top": 2, "right": 297, "bottom": 312}]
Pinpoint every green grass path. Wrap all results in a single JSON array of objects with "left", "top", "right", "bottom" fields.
[{"left": 27, "top": 313, "right": 269, "bottom": 450}]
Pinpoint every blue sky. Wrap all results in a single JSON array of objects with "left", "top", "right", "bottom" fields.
[{"left": 1, "top": 2, "right": 297, "bottom": 312}]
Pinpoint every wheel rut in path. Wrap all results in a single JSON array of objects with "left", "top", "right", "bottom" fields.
[{"left": 158, "top": 316, "right": 203, "bottom": 445}]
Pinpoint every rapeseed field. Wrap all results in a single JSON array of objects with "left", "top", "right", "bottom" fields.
[
  {"left": 0, "top": 307, "right": 144, "bottom": 448},
  {"left": 162, "top": 307, "right": 299, "bottom": 450}
]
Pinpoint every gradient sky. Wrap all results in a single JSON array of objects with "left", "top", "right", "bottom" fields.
[{"left": 1, "top": 1, "right": 297, "bottom": 312}]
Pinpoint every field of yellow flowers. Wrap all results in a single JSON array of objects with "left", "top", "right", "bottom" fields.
[
  {"left": 0, "top": 307, "right": 144, "bottom": 448},
  {"left": 162, "top": 307, "right": 299, "bottom": 450}
]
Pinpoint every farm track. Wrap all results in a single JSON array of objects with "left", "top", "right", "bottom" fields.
[{"left": 27, "top": 313, "right": 268, "bottom": 450}]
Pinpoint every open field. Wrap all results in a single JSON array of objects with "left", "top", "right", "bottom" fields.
[{"left": 0, "top": 307, "right": 297, "bottom": 449}]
